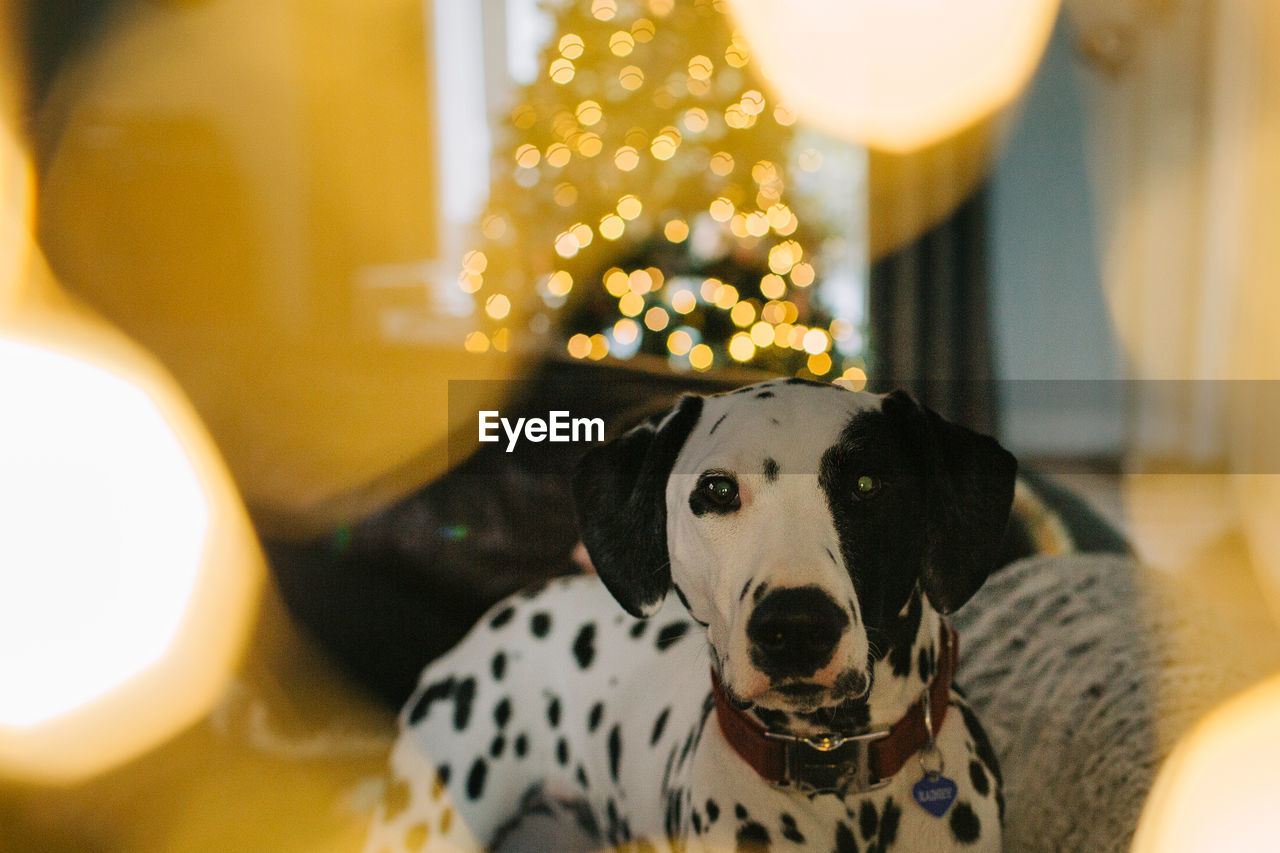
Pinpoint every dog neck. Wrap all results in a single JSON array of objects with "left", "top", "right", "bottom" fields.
[{"left": 865, "top": 602, "right": 944, "bottom": 732}]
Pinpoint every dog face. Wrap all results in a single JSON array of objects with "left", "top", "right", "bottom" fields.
[{"left": 573, "top": 380, "right": 1015, "bottom": 716}]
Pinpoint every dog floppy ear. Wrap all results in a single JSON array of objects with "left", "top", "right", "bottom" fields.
[
  {"left": 572, "top": 395, "right": 704, "bottom": 618},
  {"left": 881, "top": 390, "right": 1016, "bottom": 614}
]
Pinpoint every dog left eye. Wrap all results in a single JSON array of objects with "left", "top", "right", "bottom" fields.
[
  {"left": 854, "top": 474, "right": 882, "bottom": 499},
  {"left": 700, "top": 475, "right": 740, "bottom": 508}
]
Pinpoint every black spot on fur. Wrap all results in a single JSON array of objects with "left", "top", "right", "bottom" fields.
[
  {"left": 692, "top": 810, "right": 703, "bottom": 835},
  {"left": 705, "top": 799, "right": 720, "bottom": 823},
  {"left": 588, "top": 702, "right": 604, "bottom": 732},
  {"left": 453, "top": 678, "right": 476, "bottom": 731},
  {"left": 755, "top": 390, "right": 775, "bottom": 399},
  {"left": 608, "top": 724, "right": 623, "bottom": 781},
  {"left": 880, "top": 799, "right": 901, "bottom": 846},
  {"left": 547, "top": 695, "right": 562, "bottom": 727},
  {"left": 736, "top": 821, "right": 770, "bottom": 851},
  {"left": 957, "top": 702, "right": 1002, "bottom": 788},
  {"left": 493, "top": 697, "right": 512, "bottom": 728},
  {"left": 576, "top": 764, "right": 588, "bottom": 787},
  {"left": 465, "top": 758, "right": 487, "bottom": 800},
  {"left": 763, "top": 457, "right": 779, "bottom": 481},
  {"left": 407, "top": 677, "right": 455, "bottom": 726},
  {"left": 489, "top": 734, "right": 506, "bottom": 758},
  {"left": 735, "top": 803, "right": 749, "bottom": 820},
  {"left": 709, "top": 413, "right": 728, "bottom": 435},
  {"left": 651, "top": 706, "right": 671, "bottom": 745},
  {"left": 740, "top": 579, "right": 753, "bottom": 601},
  {"left": 950, "top": 802, "right": 981, "bottom": 844},
  {"left": 573, "top": 623, "right": 597, "bottom": 669},
  {"left": 530, "top": 611, "right": 552, "bottom": 637},
  {"left": 656, "top": 621, "right": 691, "bottom": 650},
  {"left": 835, "top": 822, "right": 859, "bottom": 853},
  {"left": 514, "top": 733, "right": 528, "bottom": 757},
  {"left": 490, "top": 651, "right": 506, "bottom": 680},
  {"left": 969, "top": 760, "right": 990, "bottom": 797},
  {"left": 752, "top": 582, "right": 768, "bottom": 603},
  {"left": 859, "top": 800, "right": 878, "bottom": 840},
  {"left": 556, "top": 737, "right": 569, "bottom": 765},
  {"left": 630, "top": 620, "right": 648, "bottom": 639},
  {"left": 885, "top": 592, "right": 922, "bottom": 677},
  {"left": 489, "top": 606, "right": 515, "bottom": 629},
  {"left": 436, "top": 764, "right": 451, "bottom": 786},
  {"left": 780, "top": 813, "right": 805, "bottom": 843},
  {"left": 785, "top": 377, "right": 830, "bottom": 388}
]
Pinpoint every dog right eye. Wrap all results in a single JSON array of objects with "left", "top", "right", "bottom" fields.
[{"left": 699, "top": 475, "right": 740, "bottom": 509}]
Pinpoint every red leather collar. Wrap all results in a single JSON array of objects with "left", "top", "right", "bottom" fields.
[{"left": 710, "top": 622, "right": 959, "bottom": 795}]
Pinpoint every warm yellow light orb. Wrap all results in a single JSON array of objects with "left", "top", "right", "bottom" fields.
[
  {"left": 760, "top": 274, "right": 786, "bottom": 300},
  {"left": 667, "top": 329, "right": 693, "bottom": 356},
  {"left": 724, "top": 0, "right": 1060, "bottom": 151},
  {"left": 683, "top": 108, "right": 709, "bottom": 133},
  {"left": 484, "top": 294, "right": 511, "bottom": 320},
  {"left": 664, "top": 219, "right": 690, "bottom": 243},
  {"left": 729, "top": 333, "right": 756, "bottom": 362},
  {"left": 790, "top": 261, "right": 815, "bottom": 287},
  {"left": 714, "top": 284, "right": 740, "bottom": 311},
  {"left": 567, "top": 333, "right": 593, "bottom": 359},
  {"left": 619, "top": 65, "right": 645, "bottom": 91},
  {"left": 618, "top": 292, "right": 645, "bottom": 317},
  {"left": 614, "top": 146, "right": 640, "bottom": 171},
  {"left": 600, "top": 214, "right": 626, "bottom": 240},
  {"left": 559, "top": 34, "right": 585, "bottom": 59},
  {"left": 807, "top": 352, "right": 833, "bottom": 375},
  {"left": 549, "top": 57, "right": 575, "bottom": 85},
  {"left": 592, "top": 0, "right": 618, "bottom": 22},
  {"left": 610, "top": 31, "right": 635, "bottom": 56},
  {"left": 613, "top": 318, "right": 639, "bottom": 345},
  {"left": 750, "top": 321, "right": 775, "bottom": 348},
  {"left": 689, "top": 344, "right": 714, "bottom": 371},
  {"left": 644, "top": 306, "right": 670, "bottom": 331},
  {"left": 576, "top": 100, "right": 603, "bottom": 126},
  {"left": 464, "top": 331, "right": 490, "bottom": 353},
  {"left": 547, "top": 271, "right": 573, "bottom": 297},
  {"left": 617, "top": 195, "right": 643, "bottom": 220}
]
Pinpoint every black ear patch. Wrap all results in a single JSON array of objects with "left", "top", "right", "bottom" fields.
[
  {"left": 881, "top": 390, "right": 1017, "bottom": 613},
  {"left": 572, "top": 395, "right": 704, "bottom": 617}
]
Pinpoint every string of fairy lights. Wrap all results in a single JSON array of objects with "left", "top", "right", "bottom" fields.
[{"left": 456, "top": 0, "right": 867, "bottom": 388}]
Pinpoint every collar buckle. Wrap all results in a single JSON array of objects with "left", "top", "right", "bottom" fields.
[{"left": 763, "top": 728, "right": 890, "bottom": 795}]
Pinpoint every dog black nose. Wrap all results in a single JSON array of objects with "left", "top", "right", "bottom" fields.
[{"left": 746, "top": 586, "right": 849, "bottom": 679}]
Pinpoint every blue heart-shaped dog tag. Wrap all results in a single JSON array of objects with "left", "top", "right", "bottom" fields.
[{"left": 912, "top": 774, "right": 958, "bottom": 817}]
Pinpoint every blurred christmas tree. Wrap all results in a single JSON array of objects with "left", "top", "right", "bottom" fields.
[{"left": 461, "top": 0, "right": 861, "bottom": 379}]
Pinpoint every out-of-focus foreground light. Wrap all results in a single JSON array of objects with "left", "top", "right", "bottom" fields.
[
  {"left": 723, "top": 0, "right": 1061, "bottom": 152},
  {"left": 0, "top": 340, "right": 207, "bottom": 727},
  {"left": 0, "top": 90, "right": 261, "bottom": 784},
  {"left": 1132, "top": 673, "right": 1280, "bottom": 852}
]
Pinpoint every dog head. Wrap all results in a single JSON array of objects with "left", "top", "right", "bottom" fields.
[{"left": 573, "top": 380, "right": 1015, "bottom": 715}]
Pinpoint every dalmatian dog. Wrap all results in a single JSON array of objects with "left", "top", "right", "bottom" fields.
[{"left": 365, "top": 379, "right": 1014, "bottom": 852}]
